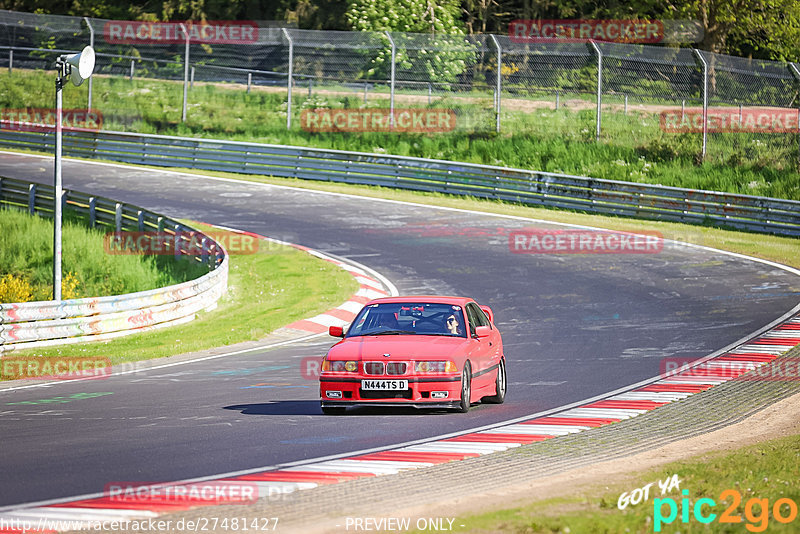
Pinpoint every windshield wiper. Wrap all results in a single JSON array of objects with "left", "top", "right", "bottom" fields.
[{"left": 369, "top": 329, "right": 416, "bottom": 336}]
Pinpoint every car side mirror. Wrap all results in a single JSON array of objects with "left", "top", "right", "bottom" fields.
[
  {"left": 479, "top": 305, "right": 494, "bottom": 324},
  {"left": 475, "top": 325, "right": 491, "bottom": 338},
  {"left": 329, "top": 325, "right": 345, "bottom": 337}
]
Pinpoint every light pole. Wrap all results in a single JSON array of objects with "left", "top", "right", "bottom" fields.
[{"left": 54, "top": 45, "right": 95, "bottom": 301}]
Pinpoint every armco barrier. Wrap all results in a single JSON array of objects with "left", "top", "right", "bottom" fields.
[
  {"left": 1, "top": 129, "right": 799, "bottom": 236},
  {"left": 0, "top": 176, "right": 228, "bottom": 352}
]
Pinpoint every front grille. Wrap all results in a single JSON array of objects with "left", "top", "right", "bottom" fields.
[
  {"left": 360, "top": 389, "right": 413, "bottom": 399},
  {"left": 363, "top": 362, "right": 385, "bottom": 375},
  {"left": 386, "top": 362, "right": 407, "bottom": 375},
  {"left": 364, "top": 361, "right": 408, "bottom": 375}
]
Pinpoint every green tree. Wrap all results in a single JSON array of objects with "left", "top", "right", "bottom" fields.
[
  {"left": 346, "top": 0, "right": 474, "bottom": 86},
  {"left": 347, "top": 0, "right": 464, "bottom": 34},
  {"left": 673, "top": 0, "right": 800, "bottom": 61},
  {"left": 461, "top": 0, "right": 514, "bottom": 34},
  {"left": 509, "top": 0, "right": 800, "bottom": 61}
]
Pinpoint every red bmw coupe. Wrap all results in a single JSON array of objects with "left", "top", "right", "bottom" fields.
[{"left": 319, "top": 296, "right": 506, "bottom": 414}]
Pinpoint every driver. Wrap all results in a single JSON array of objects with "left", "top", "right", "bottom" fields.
[{"left": 445, "top": 313, "right": 462, "bottom": 335}]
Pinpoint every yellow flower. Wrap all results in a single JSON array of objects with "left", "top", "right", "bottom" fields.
[
  {"left": 0, "top": 274, "right": 34, "bottom": 303},
  {"left": 61, "top": 271, "right": 81, "bottom": 300}
]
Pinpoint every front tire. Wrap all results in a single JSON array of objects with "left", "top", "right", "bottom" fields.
[
  {"left": 456, "top": 362, "right": 472, "bottom": 413},
  {"left": 484, "top": 358, "right": 506, "bottom": 404}
]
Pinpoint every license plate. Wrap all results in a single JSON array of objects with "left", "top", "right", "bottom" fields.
[{"left": 361, "top": 379, "right": 409, "bottom": 390}]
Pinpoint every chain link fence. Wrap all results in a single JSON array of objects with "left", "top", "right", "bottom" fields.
[{"left": 0, "top": 9, "right": 799, "bottom": 172}]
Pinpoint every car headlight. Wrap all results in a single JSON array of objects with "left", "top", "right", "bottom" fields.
[
  {"left": 321, "top": 359, "right": 358, "bottom": 373},
  {"left": 414, "top": 361, "right": 458, "bottom": 373}
]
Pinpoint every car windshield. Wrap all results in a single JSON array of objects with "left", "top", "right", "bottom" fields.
[{"left": 347, "top": 302, "right": 467, "bottom": 338}]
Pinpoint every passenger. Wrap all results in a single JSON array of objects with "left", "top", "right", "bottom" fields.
[{"left": 374, "top": 311, "right": 399, "bottom": 330}]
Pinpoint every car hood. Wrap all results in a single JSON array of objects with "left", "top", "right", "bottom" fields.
[{"left": 328, "top": 335, "right": 468, "bottom": 361}]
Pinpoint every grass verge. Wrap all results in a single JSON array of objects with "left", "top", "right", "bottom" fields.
[
  {"left": 3, "top": 222, "right": 358, "bottom": 368},
  {"left": 2, "top": 69, "right": 799, "bottom": 200},
  {"left": 0, "top": 207, "right": 206, "bottom": 301},
  {"left": 449, "top": 432, "right": 800, "bottom": 533}
]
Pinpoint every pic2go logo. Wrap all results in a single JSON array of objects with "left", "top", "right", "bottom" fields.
[{"left": 654, "top": 489, "right": 799, "bottom": 532}]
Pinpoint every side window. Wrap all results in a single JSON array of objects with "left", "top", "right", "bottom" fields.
[
  {"left": 465, "top": 303, "right": 488, "bottom": 336},
  {"left": 474, "top": 305, "right": 490, "bottom": 328},
  {"left": 468, "top": 303, "right": 489, "bottom": 326},
  {"left": 465, "top": 306, "right": 478, "bottom": 337}
]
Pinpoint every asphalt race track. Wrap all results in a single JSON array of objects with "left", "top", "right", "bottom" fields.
[{"left": 1, "top": 152, "right": 799, "bottom": 508}]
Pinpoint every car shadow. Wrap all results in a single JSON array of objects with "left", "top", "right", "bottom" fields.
[
  {"left": 223, "top": 401, "right": 322, "bottom": 416},
  {"left": 223, "top": 401, "right": 462, "bottom": 416},
  {"left": 347, "top": 406, "right": 454, "bottom": 416}
]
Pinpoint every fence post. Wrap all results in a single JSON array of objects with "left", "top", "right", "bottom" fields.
[
  {"left": 180, "top": 23, "right": 190, "bottom": 123},
  {"left": 788, "top": 62, "right": 800, "bottom": 169},
  {"left": 282, "top": 28, "right": 293, "bottom": 130},
  {"left": 28, "top": 183, "right": 36, "bottom": 215},
  {"left": 83, "top": 17, "right": 94, "bottom": 111},
  {"left": 693, "top": 49, "right": 708, "bottom": 161},
  {"left": 8, "top": 48, "right": 11, "bottom": 73},
  {"left": 54, "top": 73, "right": 63, "bottom": 301},
  {"left": 174, "top": 224, "right": 182, "bottom": 260},
  {"left": 490, "top": 34, "right": 502, "bottom": 133},
  {"left": 190, "top": 66, "right": 195, "bottom": 88},
  {"left": 588, "top": 40, "right": 602, "bottom": 141},
  {"left": 89, "top": 197, "right": 96, "bottom": 228},
  {"left": 247, "top": 72, "right": 252, "bottom": 94},
  {"left": 115, "top": 203, "right": 122, "bottom": 232},
  {"left": 385, "top": 31, "right": 396, "bottom": 128},
  {"left": 130, "top": 59, "right": 134, "bottom": 80}
]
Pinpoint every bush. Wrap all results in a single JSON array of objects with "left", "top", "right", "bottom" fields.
[{"left": 0, "top": 273, "right": 33, "bottom": 303}]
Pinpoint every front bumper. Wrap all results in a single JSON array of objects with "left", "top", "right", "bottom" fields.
[
  {"left": 320, "top": 400, "right": 461, "bottom": 410},
  {"left": 319, "top": 375, "right": 461, "bottom": 406}
]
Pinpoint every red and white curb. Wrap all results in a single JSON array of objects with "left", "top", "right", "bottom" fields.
[
  {"left": 2, "top": 314, "right": 798, "bottom": 532},
  {"left": 282, "top": 248, "right": 391, "bottom": 334}
]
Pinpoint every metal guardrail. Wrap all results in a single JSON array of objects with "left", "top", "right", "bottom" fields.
[
  {"left": 0, "top": 176, "right": 228, "bottom": 351},
  {"left": 1, "top": 129, "right": 799, "bottom": 236}
]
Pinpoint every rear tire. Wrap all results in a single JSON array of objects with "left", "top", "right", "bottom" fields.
[
  {"left": 484, "top": 358, "right": 506, "bottom": 404},
  {"left": 456, "top": 362, "right": 472, "bottom": 413},
  {"left": 321, "top": 405, "right": 346, "bottom": 415}
]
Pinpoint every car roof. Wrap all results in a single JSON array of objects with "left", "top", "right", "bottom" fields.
[{"left": 366, "top": 295, "right": 474, "bottom": 306}]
